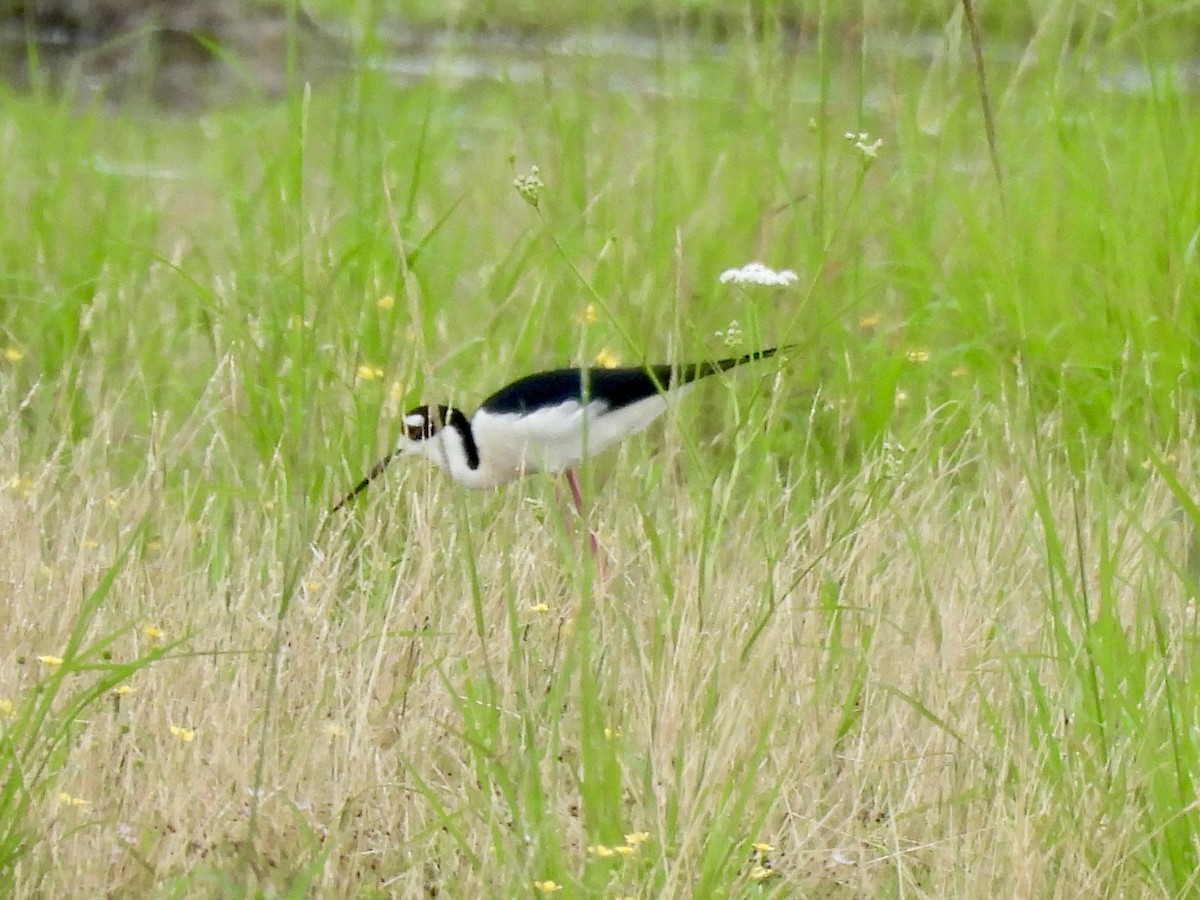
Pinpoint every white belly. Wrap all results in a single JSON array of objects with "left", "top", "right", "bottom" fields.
[{"left": 472, "top": 394, "right": 670, "bottom": 481}]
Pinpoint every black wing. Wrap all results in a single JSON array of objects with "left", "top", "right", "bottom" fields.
[
  {"left": 480, "top": 365, "right": 675, "bottom": 414},
  {"left": 479, "top": 347, "right": 788, "bottom": 415}
]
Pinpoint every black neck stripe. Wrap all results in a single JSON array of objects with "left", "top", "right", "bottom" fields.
[{"left": 445, "top": 407, "right": 481, "bottom": 470}]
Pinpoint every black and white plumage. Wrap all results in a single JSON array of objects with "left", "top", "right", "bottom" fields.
[{"left": 331, "top": 346, "right": 789, "bottom": 513}]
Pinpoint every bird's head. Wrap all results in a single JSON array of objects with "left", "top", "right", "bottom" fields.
[
  {"left": 396, "top": 404, "right": 482, "bottom": 480},
  {"left": 328, "top": 403, "right": 472, "bottom": 514},
  {"left": 395, "top": 404, "right": 456, "bottom": 460}
]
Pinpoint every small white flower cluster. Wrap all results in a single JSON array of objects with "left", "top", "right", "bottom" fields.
[
  {"left": 881, "top": 439, "right": 908, "bottom": 479},
  {"left": 845, "top": 131, "right": 883, "bottom": 161},
  {"left": 715, "top": 319, "right": 743, "bottom": 348},
  {"left": 718, "top": 262, "right": 799, "bottom": 287},
  {"left": 513, "top": 165, "right": 544, "bottom": 207}
]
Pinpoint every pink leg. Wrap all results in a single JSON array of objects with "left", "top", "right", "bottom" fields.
[
  {"left": 565, "top": 469, "right": 586, "bottom": 516},
  {"left": 564, "top": 470, "right": 603, "bottom": 568}
]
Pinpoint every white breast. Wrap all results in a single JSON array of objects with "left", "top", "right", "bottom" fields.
[{"left": 471, "top": 393, "right": 672, "bottom": 482}]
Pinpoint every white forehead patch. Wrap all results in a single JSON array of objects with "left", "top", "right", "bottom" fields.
[{"left": 404, "top": 413, "right": 427, "bottom": 428}]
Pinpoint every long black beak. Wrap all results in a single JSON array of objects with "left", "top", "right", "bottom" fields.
[{"left": 330, "top": 452, "right": 397, "bottom": 513}]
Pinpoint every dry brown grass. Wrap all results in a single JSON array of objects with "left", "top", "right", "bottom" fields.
[{"left": 3, "top": 388, "right": 1194, "bottom": 898}]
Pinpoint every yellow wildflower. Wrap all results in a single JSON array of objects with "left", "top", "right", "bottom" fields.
[
  {"left": 377, "top": 295, "right": 395, "bottom": 310},
  {"left": 58, "top": 792, "right": 88, "bottom": 807},
  {"left": 112, "top": 685, "right": 132, "bottom": 696},
  {"left": 528, "top": 603, "right": 551, "bottom": 613},
  {"left": 906, "top": 349, "right": 930, "bottom": 363},
  {"left": 625, "top": 831, "right": 650, "bottom": 845},
  {"left": 615, "top": 844, "right": 636, "bottom": 856},
  {"left": 3, "top": 347, "right": 24, "bottom": 363},
  {"left": 577, "top": 303, "right": 599, "bottom": 324},
  {"left": 169, "top": 725, "right": 195, "bottom": 742},
  {"left": 534, "top": 881, "right": 562, "bottom": 894},
  {"left": 749, "top": 840, "right": 777, "bottom": 880},
  {"left": 38, "top": 655, "right": 63, "bottom": 668},
  {"left": 357, "top": 364, "right": 384, "bottom": 381},
  {"left": 595, "top": 348, "right": 621, "bottom": 369},
  {"left": 587, "top": 844, "right": 616, "bottom": 858},
  {"left": 142, "top": 625, "right": 165, "bottom": 641}
]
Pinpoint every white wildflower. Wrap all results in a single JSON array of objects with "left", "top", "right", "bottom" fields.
[
  {"left": 844, "top": 131, "right": 883, "bottom": 161},
  {"left": 718, "top": 262, "right": 798, "bottom": 287},
  {"left": 715, "top": 319, "right": 744, "bottom": 347},
  {"left": 513, "top": 165, "right": 544, "bottom": 207}
]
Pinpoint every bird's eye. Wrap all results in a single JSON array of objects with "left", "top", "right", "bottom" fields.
[{"left": 403, "top": 407, "right": 444, "bottom": 441}]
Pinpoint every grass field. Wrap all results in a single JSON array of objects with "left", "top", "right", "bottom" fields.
[{"left": 3, "top": 2, "right": 1200, "bottom": 896}]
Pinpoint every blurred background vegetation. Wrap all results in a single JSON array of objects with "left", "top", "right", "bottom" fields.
[{"left": 3, "top": 1, "right": 1199, "bottom": 110}]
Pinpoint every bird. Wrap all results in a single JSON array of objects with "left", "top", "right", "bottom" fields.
[{"left": 330, "top": 345, "right": 791, "bottom": 519}]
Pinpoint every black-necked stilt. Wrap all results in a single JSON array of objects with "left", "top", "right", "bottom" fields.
[{"left": 331, "top": 346, "right": 790, "bottom": 519}]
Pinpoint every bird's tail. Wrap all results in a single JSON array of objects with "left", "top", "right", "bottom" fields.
[{"left": 674, "top": 344, "right": 796, "bottom": 387}]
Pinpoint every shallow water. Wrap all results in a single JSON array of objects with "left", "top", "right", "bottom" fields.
[{"left": 0, "top": 11, "right": 1193, "bottom": 111}]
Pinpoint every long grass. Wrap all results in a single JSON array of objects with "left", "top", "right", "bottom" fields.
[{"left": 1, "top": 3, "right": 1199, "bottom": 895}]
